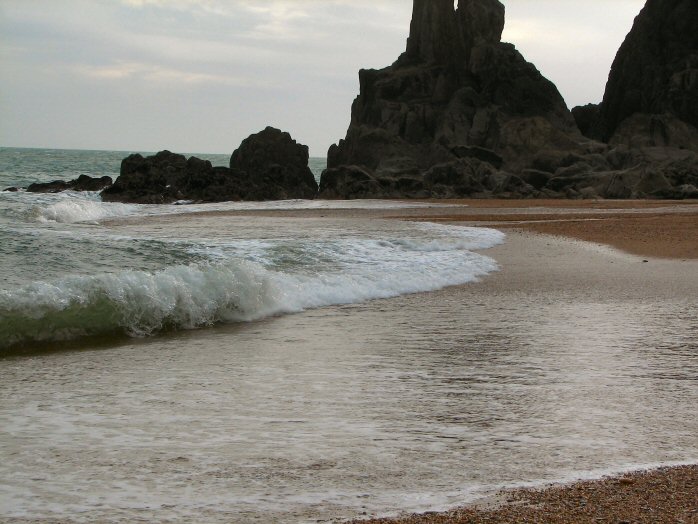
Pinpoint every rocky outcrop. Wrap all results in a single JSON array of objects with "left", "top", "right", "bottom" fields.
[
  {"left": 322, "top": 0, "right": 587, "bottom": 199},
  {"left": 101, "top": 151, "right": 243, "bottom": 204},
  {"left": 323, "top": 0, "right": 698, "bottom": 200},
  {"left": 27, "top": 175, "right": 113, "bottom": 194},
  {"left": 597, "top": 0, "right": 698, "bottom": 142},
  {"left": 230, "top": 126, "right": 318, "bottom": 200},
  {"left": 573, "top": 0, "right": 698, "bottom": 156},
  {"left": 102, "top": 128, "right": 318, "bottom": 204}
]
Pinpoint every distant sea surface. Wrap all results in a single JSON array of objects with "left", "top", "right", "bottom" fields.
[{"left": 1, "top": 148, "right": 696, "bottom": 523}]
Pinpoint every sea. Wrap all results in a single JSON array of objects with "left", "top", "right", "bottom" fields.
[{"left": 1, "top": 147, "right": 697, "bottom": 523}]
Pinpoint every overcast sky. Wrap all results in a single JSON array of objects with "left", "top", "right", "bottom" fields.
[{"left": 0, "top": 0, "right": 645, "bottom": 156}]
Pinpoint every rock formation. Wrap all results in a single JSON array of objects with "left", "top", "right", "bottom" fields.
[
  {"left": 322, "top": 0, "right": 589, "bottom": 198},
  {"left": 322, "top": 0, "right": 698, "bottom": 200},
  {"left": 229, "top": 126, "right": 318, "bottom": 200},
  {"left": 27, "top": 175, "right": 113, "bottom": 194},
  {"left": 597, "top": 0, "right": 698, "bottom": 144},
  {"left": 101, "top": 128, "right": 318, "bottom": 204},
  {"left": 101, "top": 151, "right": 241, "bottom": 204}
]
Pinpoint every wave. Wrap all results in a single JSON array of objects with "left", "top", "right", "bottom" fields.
[
  {"left": 27, "top": 192, "right": 448, "bottom": 225},
  {"left": 33, "top": 195, "right": 141, "bottom": 224},
  {"left": 0, "top": 226, "right": 504, "bottom": 350}
]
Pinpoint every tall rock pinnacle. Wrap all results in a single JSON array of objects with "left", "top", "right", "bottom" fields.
[
  {"left": 406, "top": 0, "right": 459, "bottom": 64},
  {"left": 326, "top": 0, "right": 576, "bottom": 177},
  {"left": 321, "top": 0, "right": 698, "bottom": 200},
  {"left": 458, "top": 0, "right": 505, "bottom": 51},
  {"left": 405, "top": 0, "right": 504, "bottom": 67}
]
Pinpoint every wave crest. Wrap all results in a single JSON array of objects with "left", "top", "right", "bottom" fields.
[{"left": 0, "top": 226, "right": 503, "bottom": 350}]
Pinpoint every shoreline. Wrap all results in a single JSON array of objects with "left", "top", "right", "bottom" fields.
[
  {"left": 130, "top": 199, "right": 698, "bottom": 260},
  {"left": 344, "top": 218, "right": 698, "bottom": 523},
  {"left": 3, "top": 200, "right": 697, "bottom": 521},
  {"left": 347, "top": 202, "right": 698, "bottom": 523},
  {"left": 351, "top": 464, "right": 698, "bottom": 524},
  {"left": 88, "top": 201, "right": 698, "bottom": 524}
]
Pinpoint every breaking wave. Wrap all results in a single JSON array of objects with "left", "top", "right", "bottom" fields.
[{"left": 0, "top": 226, "right": 504, "bottom": 350}]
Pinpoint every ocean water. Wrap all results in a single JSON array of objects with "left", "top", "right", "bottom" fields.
[
  {"left": 1, "top": 148, "right": 697, "bottom": 523},
  {"left": 2, "top": 148, "right": 495, "bottom": 350}
]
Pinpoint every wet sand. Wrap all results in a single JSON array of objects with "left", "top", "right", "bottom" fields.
[
  {"left": 402, "top": 199, "right": 698, "bottom": 260},
  {"left": 382, "top": 201, "right": 698, "bottom": 523},
  {"left": 319, "top": 199, "right": 697, "bottom": 523},
  {"left": 179, "top": 199, "right": 698, "bottom": 260},
  {"left": 353, "top": 465, "right": 698, "bottom": 524},
  {"left": 349, "top": 201, "right": 698, "bottom": 523},
  {"left": 109, "top": 200, "right": 698, "bottom": 522}
]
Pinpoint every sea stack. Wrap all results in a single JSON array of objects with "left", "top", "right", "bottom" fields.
[
  {"left": 322, "top": 0, "right": 698, "bottom": 200},
  {"left": 321, "top": 0, "right": 588, "bottom": 199}
]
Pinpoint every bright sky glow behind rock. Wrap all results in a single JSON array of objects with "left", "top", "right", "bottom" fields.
[{"left": 0, "top": 0, "right": 645, "bottom": 156}]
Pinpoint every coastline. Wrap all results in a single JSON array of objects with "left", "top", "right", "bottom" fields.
[
  {"left": 157, "top": 199, "right": 698, "bottom": 260},
  {"left": 346, "top": 200, "right": 698, "bottom": 523},
  {"left": 351, "top": 464, "right": 698, "bottom": 524},
  {"left": 346, "top": 201, "right": 698, "bottom": 524},
  {"left": 406, "top": 199, "right": 698, "bottom": 260},
  {"left": 4, "top": 199, "right": 696, "bottom": 522}
]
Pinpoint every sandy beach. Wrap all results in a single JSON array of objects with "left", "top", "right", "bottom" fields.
[
  {"left": 176, "top": 199, "right": 698, "bottom": 523},
  {"left": 3, "top": 198, "right": 697, "bottom": 522},
  {"left": 352, "top": 465, "right": 698, "bottom": 523},
  {"left": 354, "top": 200, "right": 698, "bottom": 523}
]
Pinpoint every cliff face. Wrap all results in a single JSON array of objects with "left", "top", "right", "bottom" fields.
[
  {"left": 327, "top": 0, "right": 581, "bottom": 177},
  {"left": 322, "top": 0, "right": 698, "bottom": 200},
  {"left": 599, "top": 0, "right": 698, "bottom": 142},
  {"left": 572, "top": 0, "right": 698, "bottom": 153}
]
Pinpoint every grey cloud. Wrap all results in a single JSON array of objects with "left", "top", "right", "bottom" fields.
[{"left": 1, "top": 1, "right": 645, "bottom": 155}]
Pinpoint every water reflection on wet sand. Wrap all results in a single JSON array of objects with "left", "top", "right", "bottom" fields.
[{"left": 1, "top": 232, "right": 697, "bottom": 523}]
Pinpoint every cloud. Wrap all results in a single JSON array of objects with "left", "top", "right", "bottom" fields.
[
  {"left": 74, "top": 61, "right": 269, "bottom": 88},
  {"left": 1, "top": 0, "right": 649, "bottom": 154}
]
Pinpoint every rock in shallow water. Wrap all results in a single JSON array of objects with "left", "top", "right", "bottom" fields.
[
  {"left": 101, "top": 128, "right": 318, "bottom": 204},
  {"left": 27, "top": 175, "right": 113, "bottom": 194}
]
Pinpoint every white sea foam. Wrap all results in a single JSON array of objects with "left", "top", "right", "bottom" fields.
[
  {"left": 0, "top": 224, "right": 504, "bottom": 348},
  {"left": 34, "top": 195, "right": 141, "bottom": 224},
  {"left": 29, "top": 192, "right": 449, "bottom": 224}
]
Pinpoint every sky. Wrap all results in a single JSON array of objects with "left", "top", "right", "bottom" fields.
[{"left": 0, "top": 0, "right": 646, "bottom": 156}]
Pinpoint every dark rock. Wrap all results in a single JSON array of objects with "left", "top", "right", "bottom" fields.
[
  {"left": 27, "top": 175, "right": 112, "bottom": 194},
  {"left": 230, "top": 126, "right": 318, "bottom": 200},
  {"left": 609, "top": 113, "right": 698, "bottom": 150},
  {"left": 322, "top": 0, "right": 584, "bottom": 198},
  {"left": 319, "top": 157, "right": 506, "bottom": 200},
  {"left": 72, "top": 175, "right": 114, "bottom": 192},
  {"left": 572, "top": 103, "right": 602, "bottom": 140},
  {"left": 27, "top": 180, "right": 73, "bottom": 193},
  {"left": 599, "top": 0, "right": 698, "bottom": 143},
  {"left": 103, "top": 128, "right": 319, "bottom": 204},
  {"left": 320, "top": 0, "right": 698, "bottom": 200},
  {"left": 319, "top": 166, "right": 387, "bottom": 199},
  {"left": 424, "top": 159, "right": 492, "bottom": 197},
  {"left": 451, "top": 145, "right": 503, "bottom": 168},
  {"left": 520, "top": 169, "right": 552, "bottom": 190},
  {"left": 102, "top": 151, "right": 247, "bottom": 204},
  {"left": 3, "top": 187, "right": 19, "bottom": 192}
]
